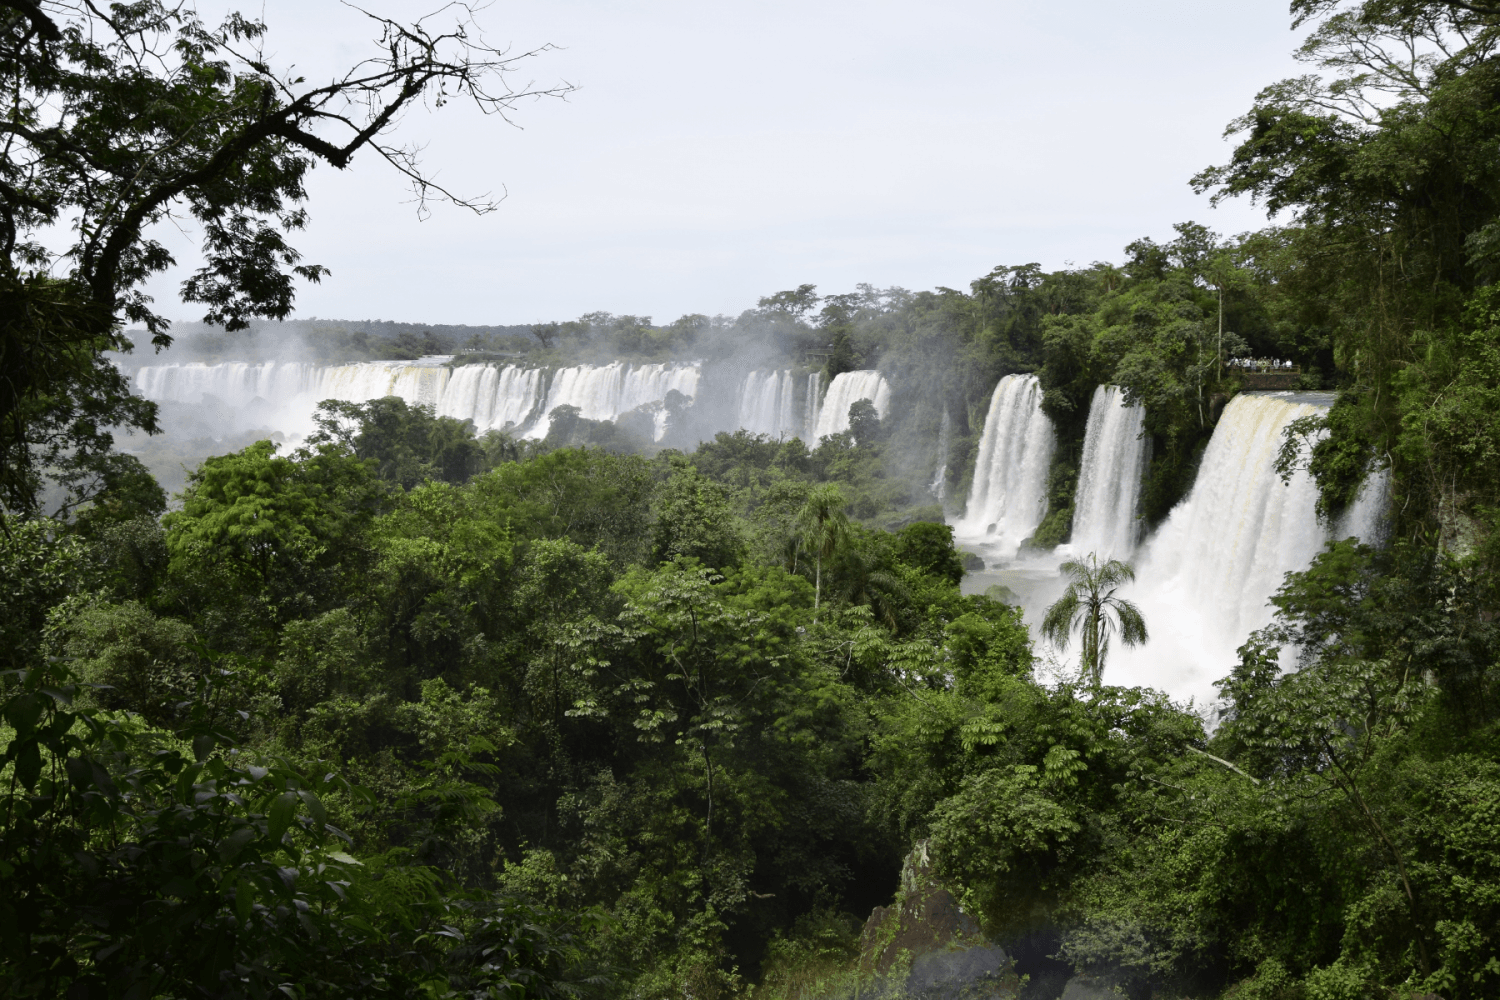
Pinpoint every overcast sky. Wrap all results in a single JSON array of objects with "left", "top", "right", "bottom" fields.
[{"left": 143, "top": 1, "right": 1311, "bottom": 327}]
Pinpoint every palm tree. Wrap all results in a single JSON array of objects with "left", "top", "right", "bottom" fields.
[
  {"left": 793, "top": 484, "right": 850, "bottom": 620},
  {"left": 830, "top": 543, "right": 911, "bottom": 630},
  {"left": 1041, "top": 554, "right": 1148, "bottom": 688}
]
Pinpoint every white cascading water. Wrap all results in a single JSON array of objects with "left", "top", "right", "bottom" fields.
[
  {"left": 433, "top": 364, "right": 545, "bottom": 432},
  {"left": 1065, "top": 385, "right": 1150, "bottom": 561},
  {"left": 1104, "top": 392, "right": 1387, "bottom": 705},
  {"left": 132, "top": 358, "right": 700, "bottom": 442},
  {"left": 131, "top": 359, "right": 894, "bottom": 446},
  {"left": 812, "top": 370, "right": 891, "bottom": 440},
  {"left": 135, "top": 360, "right": 328, "bottom": 409},
  {"left": 524, "top": 362, "right": 700, "bottom": 439},
  {"left": 803, "top": 373, "right": 822, "bottom": 441},
  {"left": 735, "top": 370, "right": 819, "bottom": 439},
  {"left": 956, "top": 374, "right": 1055, "bottom": 559}
]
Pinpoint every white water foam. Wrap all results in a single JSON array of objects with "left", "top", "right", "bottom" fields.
[
  {"left": 954, "top": 374, "right": 1055, "bottom": 561},
  {"left": 813, "top": 370, "right": 891, "bottom": 440},
  {"left": 1104, "top": 392, "right": 1387, "bottom": 707},
  {"left": 524, "top": 362, "right": 700, "bottom": 439},
  {"left": 735, "top": 370, "right": 820, "bottom": 440},
  {"left": 1064, "top": 385, "right": 1150, "bottom": 562},
  {"left": 133, "top": 358, "right": 700, "bottom": 442}
]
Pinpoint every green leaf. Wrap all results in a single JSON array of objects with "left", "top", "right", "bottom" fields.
[
  {"left": 296, "top": 789, "right": 327, "bottom": 828},
  {"left": 15, "top": 740, "right": 41, "bottom": 791},
  {"left": 4, "top": 693, "right": 43, "bottom": 739},
  {"left": 235, "top": 876, "right": 256, "bottom": 925},
  {"left": 220, "top": 824, "right": 259, "bottom": 862},
  {"left": 267, "top": 791, "right": 298, "bottom": 844}
]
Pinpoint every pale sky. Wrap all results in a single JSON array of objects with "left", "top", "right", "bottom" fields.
[{"left": 141, "top": 1, "right": 1310, "bottom": 328}]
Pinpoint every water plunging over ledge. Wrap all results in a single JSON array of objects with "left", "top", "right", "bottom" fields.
[
  {"left": 955, "top": 387, "right": 1389, "bottom": 710},
  {"left": 952, "top": 374, "right": 1054, "bottom": 562}
]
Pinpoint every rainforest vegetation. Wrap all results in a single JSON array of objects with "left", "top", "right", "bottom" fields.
[{"left": 6, "top": 2, "right": 1500, "bottom": 999}]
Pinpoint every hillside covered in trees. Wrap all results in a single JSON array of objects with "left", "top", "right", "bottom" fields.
[{"left": 6, "top": 2, "right": 1500, "bottom": 1000}]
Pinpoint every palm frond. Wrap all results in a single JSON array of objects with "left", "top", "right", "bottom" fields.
[{"left": 1041, "top": 587, "right": 1081, "bottom": 650}]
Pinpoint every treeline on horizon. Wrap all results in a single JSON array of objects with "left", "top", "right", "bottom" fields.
[
  {"left": 143, "top": 227, "right": 1343, "bottom": 546},
  {"left": 6, "top": 3, "right": 1500, "bottom": 1000}
]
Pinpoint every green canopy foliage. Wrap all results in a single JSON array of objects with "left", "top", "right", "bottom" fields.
[{"left": 8, "top": 2, "right": 1500, "bottom": 998}]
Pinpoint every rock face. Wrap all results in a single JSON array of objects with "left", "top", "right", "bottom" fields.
[
  {"left": 856, "top": 841, "right": 1018, "bottom": 1000},
  {"left": 1058, "top": 978, "right": 1115, "bottom": 1000}
]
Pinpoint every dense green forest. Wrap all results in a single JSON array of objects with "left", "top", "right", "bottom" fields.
[{"left": 6, "top": 2, "right": 1500, "bottom": 999}]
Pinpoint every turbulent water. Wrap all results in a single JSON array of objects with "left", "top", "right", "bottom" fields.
[
  {"left": 1064, "top": 385, "right": 1150, "bottom": 561},
  {"left": 955, "top": 374, "right": 1055, "bottom": 558},
  {"left": 130, "top": 357, "right": 873, "bottom": 445},
  {"left": 948, "top": 385, "right": 1391, "bottom": 707},
  {"left": 1104, "top": 392, "right": 1387, "bottom": 704},
  {"left": 813, "top": 371, "right": 891, "bottom": 439}
]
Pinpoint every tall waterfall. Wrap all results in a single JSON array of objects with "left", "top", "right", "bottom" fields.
[
  {"left": 735, "top": 370, "right": 820, "bottom": 439},
  {"left": 803, "top": 372, "right": 822, "bottom": 441},
  {"left": 813, "top": 371, "right": 891, "bottom": 440},
  {"left": 132, "top": 358, "right": 699, "bottom": 442},
  {"left": 1104, "top": 392, "right": 1387, "bottom": 704},
  {"left": 1067, "top": 385, "right": 1150, "bottom": 560},
  {"left": 956, "top": 374, "right": 1055, "bottom": 558}
]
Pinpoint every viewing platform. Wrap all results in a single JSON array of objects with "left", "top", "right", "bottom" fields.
[{"left": 1236, "top": 365, "right": 1302, "bottom": 390}]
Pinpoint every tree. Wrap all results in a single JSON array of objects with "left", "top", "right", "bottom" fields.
[
  {"left": 310, "top": 397, "right": 486, "bottom": 488},
  {"left": 161, "top": 439, "right": 385, "bottom": 628},
  {"left": 652, "top": 463, "right": 743, "bottom": 570},
  {"left": 757, "top": 284, "right": 820, "bottom": 321},
  {"left": 894, "top": 521, "right": 966, "bottom": 586},
  {"left": 792, "top": 484, "right": 850, "bottom": 618},
  {"left": 0, "top": 0, "right": 570, "bottom": 514},
  {"left": 847, "top": 397, "right": 882, "bottom": 446},
  {"left": 1040, "top": 554, "right": 1147, "bottom": 688},
  {"left": 0, "top": 651, "right": 607, "bottom": 1000}
]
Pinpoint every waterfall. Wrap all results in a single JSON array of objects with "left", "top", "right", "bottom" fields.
[
  {"left": 812, "top": 370, "right": 891, "bottom": 440},
  {"left": 1067, "top": 385, "right": 1150, "bottom": 561},
  {"left": 735, "top": 370, "right": 815, "bottom": 438},
  {"left": 1104, "top": 392, "right": 1388, "bottom": 704},
  {"left": 930, "top": 407, "right": 952, "bottom": 503},
  {"left": 135, "top": 360, "right": 326, "bottom": 409},
  {"left": 133, "top": 358, "right": 698, "bottom": 442},
  {"left": 525, "top": 362, "right": 700, "bottom": 440},
  {"left": 1338, "top": 467, "right": 1392, "bottom": 547},
  {"left": 956, "top": 374, "right": 1055, "bottom": 558},
  {"left": 804, "top": 372, "right": 822, "bottom": 441}
]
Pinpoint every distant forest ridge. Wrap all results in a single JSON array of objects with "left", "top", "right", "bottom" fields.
[
  {"left": 126, "top": 286, "right": 892, "bottom": 368},
  {"left": 131, "top": 317, "right": 545, "bottom": 365}
]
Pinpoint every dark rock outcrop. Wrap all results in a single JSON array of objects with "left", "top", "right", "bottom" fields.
[{"left": 855, "top": 841, "right": 1018, "bottom": 1000}]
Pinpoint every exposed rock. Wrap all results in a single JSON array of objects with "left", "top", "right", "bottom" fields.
[
  {"left": 1059, "top": 977, "right": 1117, "bottom": 1000},
  {"left": 856, "top": 840, "right": 1018, "bottom": 1000}
]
